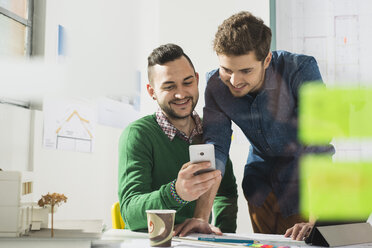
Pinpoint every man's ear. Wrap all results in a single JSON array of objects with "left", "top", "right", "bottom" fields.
[
  {"left": 263, "top": 52, "right": 272, "bottom": 69},
  {"left": 147, "top": 83, "right": 156, "bottom": 100},
  {"left": 195, "top": 72, "right": 199, "bottom": 86}
]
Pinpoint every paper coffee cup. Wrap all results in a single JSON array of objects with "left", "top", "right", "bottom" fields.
[{"left": 146, "top": 209, "right": 176, "bottom": 247}]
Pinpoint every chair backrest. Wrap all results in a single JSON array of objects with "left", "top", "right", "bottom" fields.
[{"left": 111, "top": 201, "right": 125, "bottom": 229}]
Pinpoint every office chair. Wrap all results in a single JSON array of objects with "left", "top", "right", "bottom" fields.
[{"left": 111, "top": 201, "right": 125, "bottom": 229}]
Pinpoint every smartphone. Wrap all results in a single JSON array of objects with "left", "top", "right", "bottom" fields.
[{"left": 189, "top": 144, "right": 216, "bottom": 175}]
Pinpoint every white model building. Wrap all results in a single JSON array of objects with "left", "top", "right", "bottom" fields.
[
  {"left": 0, "top": 171, "right": 33, "bottom": 237},
  {"left": 30, "top": 202, "right": 49, "bottom": 231}
]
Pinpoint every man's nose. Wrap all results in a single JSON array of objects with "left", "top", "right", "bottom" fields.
[
  {"left": 230, "top": 73, "right": 241, "bottom": 86},
  {"left": 174, "top": 89, "right": 186, "bottom": 99}
]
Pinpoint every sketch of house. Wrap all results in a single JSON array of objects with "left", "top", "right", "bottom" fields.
[{"left": 55, "top": 110, "right": 93, "bottom": 153}]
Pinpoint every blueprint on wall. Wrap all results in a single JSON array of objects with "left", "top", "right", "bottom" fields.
[{"left": 276, "top": 0, "right": 372, "bottom": 86}]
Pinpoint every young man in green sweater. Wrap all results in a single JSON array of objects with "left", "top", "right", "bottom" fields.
[{"left": 118, "top": 44, "right": 238, "bottom": 235}]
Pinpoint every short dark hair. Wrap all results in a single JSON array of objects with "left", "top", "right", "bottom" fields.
[
  {"left": 147, "top": 43, "right": 195, "bottom": 84},
  {"left": 213, "top": 11, "right": 272, "bottom": 61}
]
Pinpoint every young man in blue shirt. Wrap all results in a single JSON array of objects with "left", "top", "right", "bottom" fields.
[{"left": 203, "top": 11, "right": 334, "bottom": 240}]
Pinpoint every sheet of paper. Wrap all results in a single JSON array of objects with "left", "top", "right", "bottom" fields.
[
  {"left": 43, "top": 97, "right": 95, "bottom": 153},
  {"left": 175, "top": 233, "right": 304, "bottom": 247},
  {"left": 96, "top": 97, "right": 139, "bottom": 129}
]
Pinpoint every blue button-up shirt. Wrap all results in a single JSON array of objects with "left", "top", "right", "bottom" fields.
[{"left": 203, "top": 50, "right": 334, "bottom": 217}]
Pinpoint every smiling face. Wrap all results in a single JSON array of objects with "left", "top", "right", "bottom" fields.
[
  {"left": 218, "top": 52, "right": 272, "bottom": 97},
  {"left": 147, "top": 56, "right": 199, "bottom": 121}
]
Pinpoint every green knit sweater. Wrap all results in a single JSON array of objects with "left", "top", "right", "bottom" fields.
[{"left": 118, "top": 114, "right": 238, "bottom": 232}]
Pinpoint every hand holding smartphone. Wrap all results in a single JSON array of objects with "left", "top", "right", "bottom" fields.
[{"left": 189, "top": 144, "right": 216, "bottom": 175}]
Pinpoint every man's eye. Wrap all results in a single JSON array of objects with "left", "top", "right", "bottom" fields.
[
  {"left": 223, "top": 68, "right": 232, "bottom": 74},
  {"left": 164, "top": 86, "right": 174, "bottom": 90},
  {"left": 242, "top": 70, "right": 251, "bottom": 74},
  {"left": 184, "top": 81, "right": 192, "bottom": 85}
]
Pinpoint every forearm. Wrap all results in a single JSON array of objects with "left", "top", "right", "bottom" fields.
[
  {"left": 193, "top": 177, "right": 221, "bottom": 221},
  {"left": 213, "top": 196, "right": 238, "bottom": 233},
  {"left": 213, "top": 157, "right": 238, "bottom": 232},
  {"left": 203, "top": 107, "right": 232, "bottom": 176},
  {"left": 203, "top": 82, "right": 232, "bottom": 176}
]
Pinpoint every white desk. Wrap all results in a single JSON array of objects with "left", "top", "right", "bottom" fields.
[
  {"left": 98, "top": 230, "right": 303, "bottom": 247},
  {"left": 96, "top": 229, "right": 372, "bottom": 248},
  {"left": 1, "top": 227, "right": 372, "bottom": 248}
]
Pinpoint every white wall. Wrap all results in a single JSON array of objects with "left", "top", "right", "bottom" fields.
[
  {"left": 31, "top": 110, "right": 121, "bottom": 228},
  {"left": 40, "top": 0, "right": 138, "bottom": 98},
  {"left": 0, "top": 104, "right": 31, "bottom": 172}
]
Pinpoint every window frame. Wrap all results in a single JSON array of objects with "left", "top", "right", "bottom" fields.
[{"left": 0, "top": 0, "right": 33, "bottom": 56}]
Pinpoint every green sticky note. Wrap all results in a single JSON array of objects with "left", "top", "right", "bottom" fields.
[
  {"left": 299, "top": 84, "right": 372, "bottom": 144},
  {"left": 300, "top": 155, "right": 372, "bottom": 220}
]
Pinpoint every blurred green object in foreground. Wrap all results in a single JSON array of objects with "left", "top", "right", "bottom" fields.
[
  {"left": 299, "top": 84, "right": 372, "bottom": 144},
  {"left": 300, "top": 155, "right": 372, "bottom": 220}
]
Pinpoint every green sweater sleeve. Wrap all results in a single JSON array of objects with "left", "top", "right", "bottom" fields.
[
  {"left": 213, "top": 157, "right": 238, "bottom": 233},
  {"left": 118, "top": 124, "right": 185, "bottom": 231}
]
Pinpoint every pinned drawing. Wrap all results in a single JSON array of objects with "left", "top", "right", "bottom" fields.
[
  {"left": 55, "top": 110, "right": 93, "bottom": 152},
  {"left": 43, "top": 98, "right": 95, "bottom": 153}
]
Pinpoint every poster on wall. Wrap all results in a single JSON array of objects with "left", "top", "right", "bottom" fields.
[{"left": 43, "top": 97, "right": 96, "bottom": 153}]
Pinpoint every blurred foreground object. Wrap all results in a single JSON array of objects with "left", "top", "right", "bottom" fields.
[
  {"left": 300, "top": 155, "right": 372, "bottom": 220},
  {"left": 299, "top": 84, "right": 372, "bottom": 220},
  {"left": 299, "top": 84, "right": 372, "bottom": 144}
]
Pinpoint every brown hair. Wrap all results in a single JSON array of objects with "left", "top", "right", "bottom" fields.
[
  {"left": 213, "top": 11, "right": 272, "bottom": 61},
  {"left": 147, "top": 43, "right": 195, "bottom": 84}
]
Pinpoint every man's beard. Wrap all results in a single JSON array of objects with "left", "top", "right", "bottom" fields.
[{"left": 159, "top": 97, "right": 198, "bottom": 120}]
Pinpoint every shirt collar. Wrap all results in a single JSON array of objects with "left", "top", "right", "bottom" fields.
[
  {"left": 155, "top": 108, "right": 203, "bottom": 143},
  {"left": 261, "top": 63, "right": 277, "bottom": 91}
]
